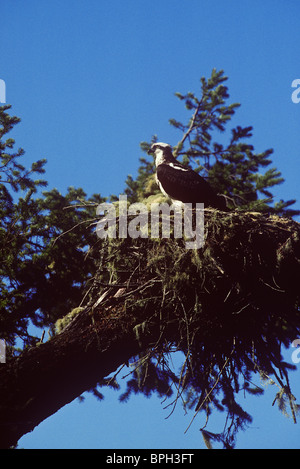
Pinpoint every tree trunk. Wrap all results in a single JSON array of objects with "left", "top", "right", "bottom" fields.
[{"left": 0, "top": 290, "right": 147, "bottom": 448}]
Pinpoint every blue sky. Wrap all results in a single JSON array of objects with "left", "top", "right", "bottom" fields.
[{"left": 2, "top": 0, "right": 300, "bottom": 449}]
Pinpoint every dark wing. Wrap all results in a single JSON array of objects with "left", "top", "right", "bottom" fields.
[{"left": 156, "top": 163, "right": 226, "bottom": 209}]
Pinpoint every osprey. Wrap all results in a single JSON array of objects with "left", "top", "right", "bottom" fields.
[{"left": 148, "top": 142, "right": 227, "bottom": 210}]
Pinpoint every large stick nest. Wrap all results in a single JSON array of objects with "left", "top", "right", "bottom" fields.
[{"left": 90, "top": 210, "right": 300, "bottom": 447}]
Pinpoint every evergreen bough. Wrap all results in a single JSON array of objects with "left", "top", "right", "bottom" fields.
[{"left": 1, "top": 70, "right": 300, "bottom": 449}]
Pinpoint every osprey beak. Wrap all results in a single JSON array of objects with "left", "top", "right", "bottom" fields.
[{"left": 147, "top": 146, "right": 154, "bottom": 155}]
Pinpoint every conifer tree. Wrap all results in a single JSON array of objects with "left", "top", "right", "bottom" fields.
[
  {"left": 0, "top": 105, "right": 104, "bottom": 350},
  {"left": 0, "top": 70, "right": 300, "bottom": 449},
  {"left": 126, "top": 69, "right": 298, "bottom": 216}
]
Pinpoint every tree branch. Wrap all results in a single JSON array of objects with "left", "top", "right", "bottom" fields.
[
  {"left": 174, "top": 100, "right": 202, "bottom": 156},
  {"left": 0, "top": 292, "right": 147, "bottom": 448}
]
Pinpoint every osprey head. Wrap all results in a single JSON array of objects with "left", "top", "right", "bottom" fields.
[{"left": 148, "top": 142, "right": 174, "bottom": 166}]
